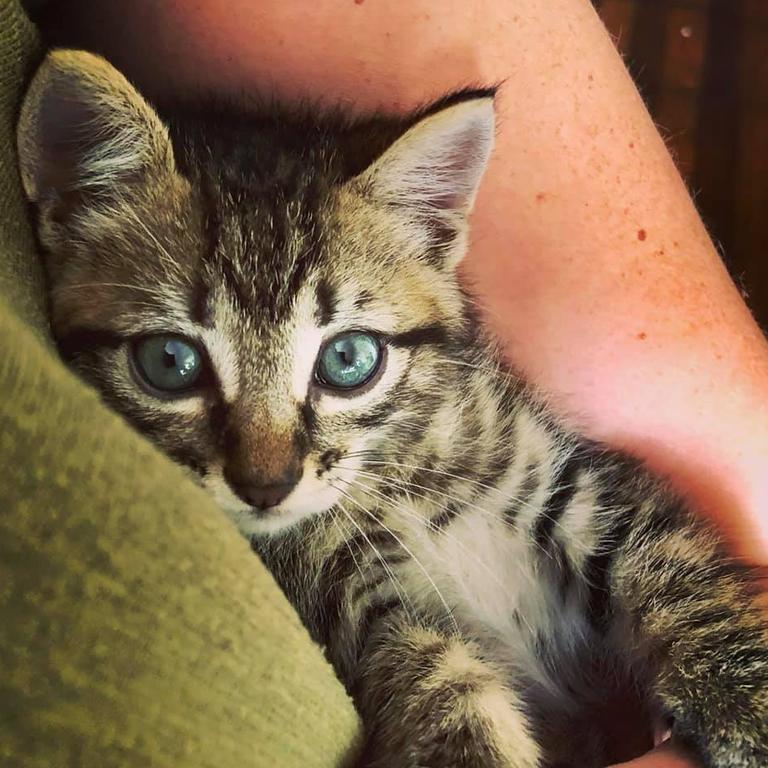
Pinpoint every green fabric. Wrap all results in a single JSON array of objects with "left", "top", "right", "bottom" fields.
[
  {"left": 0, "top": 0, "right": 45, "bottom": 332},
  {"left": 0, "top": 1, "right": 363, "bottom": 766}
]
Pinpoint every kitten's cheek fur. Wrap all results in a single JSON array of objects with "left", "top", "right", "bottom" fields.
[{"left": 203, "top": 465, "right": 347, "bottom": 537}]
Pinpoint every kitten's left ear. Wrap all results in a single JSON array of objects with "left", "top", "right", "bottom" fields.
[
  {"left": 352, "top": 90, "right": 495, "bottom": 263},
  {"left": 17, "top": 49, "right": 175, "bottom": 205}
]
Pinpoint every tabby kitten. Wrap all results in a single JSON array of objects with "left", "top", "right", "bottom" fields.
[{"left": 18, "top": 50, "right": 768, "bottom": 768}]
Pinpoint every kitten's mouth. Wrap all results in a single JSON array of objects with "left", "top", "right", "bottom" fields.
[{"left": 246, "top": 504, "right": 285, "bottom": 518}]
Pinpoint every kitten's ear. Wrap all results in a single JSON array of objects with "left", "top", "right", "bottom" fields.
[
  {"left": 17, "top": 49, "right": 175, "bottom": 204},
  {"left": 354, "top": 91, "right": 495, "bottom": 225}
]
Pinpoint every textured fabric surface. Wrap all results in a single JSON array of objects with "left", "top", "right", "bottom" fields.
[
  {"left": 0, "top": 1, "right": 362, "bottom": 765},
  {"left": 0, "top": 0, "right": 45, "bottom": 332}
]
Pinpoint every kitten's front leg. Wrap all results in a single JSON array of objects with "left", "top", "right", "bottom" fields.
[
  {"left": 605, "top": 495, "right": 768, "bottom": 767},
  {"left": 353, "top": 614, "right": 541, "bottom": 768}
]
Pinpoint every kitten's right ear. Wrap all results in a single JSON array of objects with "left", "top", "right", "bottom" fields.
[{"left": 17, "top": 49, "right": 175, "bottom": 205}]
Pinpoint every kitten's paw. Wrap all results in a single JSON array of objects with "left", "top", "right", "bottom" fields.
[{"left": 357, "top": 626, "right": 541, "bottom": 768}]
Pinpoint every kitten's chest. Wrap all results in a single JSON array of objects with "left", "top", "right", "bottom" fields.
[{"left": 395, "top": 502, "right": 595, "bottom": 687}]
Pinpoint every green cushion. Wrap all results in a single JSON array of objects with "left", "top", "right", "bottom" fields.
[
  {"left": 0, "top": 1, "right": 362, "bottom": 766},
  {"left": 0, "top": 0, "right": 45, "bottom": 332}
]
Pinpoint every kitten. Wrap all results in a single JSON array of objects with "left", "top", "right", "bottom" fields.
[{"left": 18, "top": 49, "right": 768, "bottom": 768}]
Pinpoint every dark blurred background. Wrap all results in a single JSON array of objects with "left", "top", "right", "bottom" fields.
[{"left": 593, "top": 0, "right": 768, "bottom": 328}]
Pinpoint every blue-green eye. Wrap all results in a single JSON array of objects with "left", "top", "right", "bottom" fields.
[
  {"left": 133, "top": 335, "right": 203, "bottom": 394},
  {"left": 316, "top": 332, "right": 382, "bottom": 390}
]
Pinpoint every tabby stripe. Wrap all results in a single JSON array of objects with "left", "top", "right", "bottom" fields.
[
  {"left": 166, "top": 445, "right": 209, "bottom": 476},
  {"left": 503, "top": 462, "right": 540, "bottom": 526},
  {"left": 208, "top": 401, "right": 228, "bottom": 436},
  {"left": 322, "top": 522, "right": 404, "bottom": 602},
  {"left": 354, "top": 597, "right": 403, "bottom": 657},
  {"left": 217, "top": 256, "right": 251, "bottom": 314},
  {"left": 430, "top": 502, "right": 463, "bottom": 531},
  {"left": 192, "top": 171, "right": 221, "bottom": 326},
  {"left": 57, "top": 327, "right": 125, "bottom": 359},
  {"left": 584, "top": 504, "right": 634, "bottom": 628},
  {"left": 639, "top": 496, "right": 687, "bottom": 539},
  {"left": 388, "top": 323, "right": 450, "bottom": 349},
  {"left": 408, "top": 453, "right": 442, "bottom": 493},
  {"left": 189, "top": 277, "right": 212, "bottom": 326},
  {"left": 123, "top": 409, "right": 188, "bottom": 439},
  {"left": 584, "top": 551, "right": 614, "bottom": 629},
  {"left": 301, "top": 400, "right": 317, "bottom": 437},
  {"left": 354, "top": 400, "right": 398, "bottom": 428},
  {"left": 533, "top": 452, "right": 584, "bottom": 552},
  {"left": 555, "top": 541, "right": 577, "bottom": 597},
  {"left": 353, "top": 289, "right": 373, "bottom": 310},
  {"left": 350, "top": 567, "right": 387, "bottom": 603},
  {"left": 349, "top": 549, "right": 410, "bottom": 602},
  {"left": 315, "top": 278, "right": 337, "bottom": 327},
  {"left": 478, "top": 450, "right": 512, "bottom": 490},
  {"left": 365, "top": 527, "right": 402, "bottom": 551},
  {"left": 312, "top": 531, "right": 370, "bottom": 644},
  {"left": 282, "top": 201, "right": 326, "bottom": 309}
]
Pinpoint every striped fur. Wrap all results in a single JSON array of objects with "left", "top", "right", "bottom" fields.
[{"left": 20, "top": 50, "right": 768, "bottom": 768}]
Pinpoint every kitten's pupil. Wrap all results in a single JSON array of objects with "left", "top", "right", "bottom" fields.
[
  {"left": 164, "top": 341, "right": 194, "bottom": 376},
  {"left": 337, "top": 342, "right": 354, "bottom": 367},
  {"left": 162, "top": 345, "right": 177, "bottom": 369},
  {"left": 134, "top": 335, "right": 202, "bottom": 394}
]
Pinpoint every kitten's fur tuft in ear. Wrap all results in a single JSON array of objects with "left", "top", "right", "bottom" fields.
[
  {"left": 17, "top": 49, "right": 175, "bottom": 204},
  {"left": 355, "top": 90, "right": 496, "bottom": 218}
]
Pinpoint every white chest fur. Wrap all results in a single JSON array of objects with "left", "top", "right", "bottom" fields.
[{"left": 395, "top": 503, "right": 596, "bottom": 702}]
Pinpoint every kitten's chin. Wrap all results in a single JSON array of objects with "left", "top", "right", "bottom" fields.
[
  {"left": 202, "top": 472, "right": 343, "bottom": 537},
  {"left": 232, "top": 506, "right": 317, "bottom": 537}
]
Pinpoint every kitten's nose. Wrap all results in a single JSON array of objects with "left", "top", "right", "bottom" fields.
[
  {"left": 237, "top": 482, "right": 297, "bottom": 510},
  {"left": 223, "top": 426, "right": 305, "bottom": 510}
]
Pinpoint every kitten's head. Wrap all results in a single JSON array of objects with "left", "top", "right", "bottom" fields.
[{"left": 18, "top": 50, "right": 495, "bottom": 535}]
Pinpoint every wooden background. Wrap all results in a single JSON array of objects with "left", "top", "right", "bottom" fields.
[{"left": 594, "top": 0, "right": 768, "bottom": 327}]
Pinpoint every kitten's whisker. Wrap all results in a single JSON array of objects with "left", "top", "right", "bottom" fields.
[
  {"left": 340, "top": 449, "right": 591, "bottom": 558},
  {"left": 431, "top": 354, "right": 521, "bottom": 385},
  {"left": 329, "top": 508, "right": 370, "bottom": 591},
  {"left": 343, "top": 475, "right": 545, "bottom": 637},
  {"left": 336, "top": 462, "right": 575, "bottom": 563},
  {"left": 387, "top": 463, "right": 589, "bottom": 558},
  {"left": 346, "top": 458, "right": 585, "bottom": 537},
  {"left": 333, "top": 480, "right": 461, "bottom": 636},
  {"left": 333, "top": 490, "right": 410, "bottom": 607},
  {"left": 330, "top": 483, "right": 416, "bottom": 623},
  {"left": 342, "top": 474, "right": 525, "bottom": 610},
  {"left": 349, "top": 459, "right": 507, "bottom": 497}
]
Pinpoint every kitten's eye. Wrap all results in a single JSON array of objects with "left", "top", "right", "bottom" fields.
[
  {"left": 316, "top": 331, "right": 381, "bottom": 390},
  {"left": 133, "top": 335, "right": 203, "bottom": 394}
]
